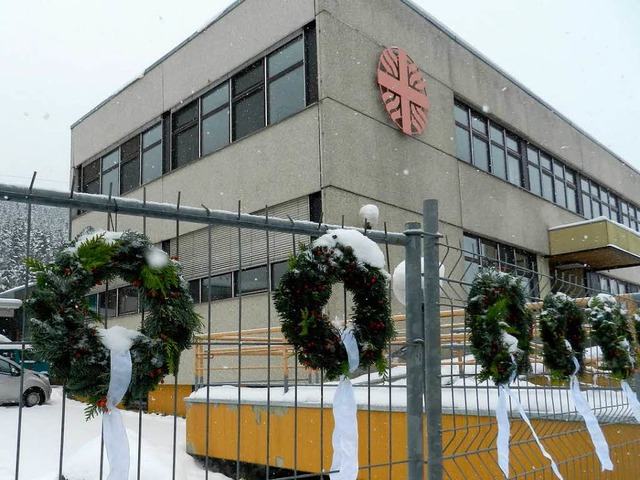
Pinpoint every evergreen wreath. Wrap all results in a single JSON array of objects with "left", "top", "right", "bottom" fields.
[
  {"left": 539, "top": 292, "right": 586, "bottom": 379},
  {"left": 26, "top": 229, "right": 201, "bottom": 419},
  {"left": 466, "top": 268, "right": 533, "bottom": 385},
  {"left": 274, "top": 233, "right": 394, "bottom": 381},
  {"left": 587, "top": 294, "right": 637, "bottom": 380}
]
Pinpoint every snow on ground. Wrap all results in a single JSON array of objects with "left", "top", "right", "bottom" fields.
[{"left": 0, "top": 387, "right": 230, "bottom": 480}]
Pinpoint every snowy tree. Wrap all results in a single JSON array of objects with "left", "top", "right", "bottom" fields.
[{"left": 0, "top": 202, "right": 68, "bottom": 292}]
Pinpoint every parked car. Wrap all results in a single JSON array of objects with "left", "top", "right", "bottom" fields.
[
  {"left": 0, "top": 356, "right": 51, "bottom": 407},
  {"left": 0, "top": 343, "right": 50, "bottom": 377}
]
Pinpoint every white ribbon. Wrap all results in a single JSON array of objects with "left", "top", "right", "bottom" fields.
[
  {"left": 496, "top": 385, "right": 510, "bottom": 477},
  {"left": 568, "top": 357, "right": 612, "bottom": 471},
  {"left": 331, "top": 326, "right": 359, "bottom": 480},
  {"left": 103, "top": 350, "right": 132, "bottom": 480},
  {"left": 621, "top": 380, "right": 640, "bottom": 423},
  {"left": 496, "top": 358, "right": 563, "bottom": 479}
]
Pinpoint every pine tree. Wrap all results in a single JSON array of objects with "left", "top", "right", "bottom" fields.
[{"left": 0, "top": 202, "right": 68, "bottom": 292}]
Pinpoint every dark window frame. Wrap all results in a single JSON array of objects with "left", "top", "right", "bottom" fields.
[
  {"left": 232, "top": 59, "right": 266, "bottom": 141},
  {"left": 201, "top": 83, "right": 231, "bottom": 156},
  {"left": 100, "top": 149, "right": 120, "bottom": 196},
  {"left": 119, "top": 136, "right": 140, "bottom": 195},
  {"left": 141, "top": 123, "right": 163, "bottom": 185},
  {"left": 266, "top": 35, "right": 305, "bottom": 125},
  {"left": 171, "top": 100, "right": 200, "bottom": 170}
]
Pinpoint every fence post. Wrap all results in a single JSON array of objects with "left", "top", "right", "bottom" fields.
[
  {"left": 423, "top": 199, "right": 443, "bottom": 480},
  {"left": 404, "top": 221, "right": 425, "bottom": 480}
]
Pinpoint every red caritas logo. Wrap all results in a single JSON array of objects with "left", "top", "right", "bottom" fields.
[{"left": 377, "top": 47, "right": 429, "bottom": 136}]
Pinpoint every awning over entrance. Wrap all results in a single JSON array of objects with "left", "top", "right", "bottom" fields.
[{"left": 549, "top": 217, "right": 640, "bottom": 270}]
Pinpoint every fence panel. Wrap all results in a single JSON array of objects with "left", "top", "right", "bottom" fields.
[
  {"left": 0, "top": 183, "right": 418, "bottom": 480},
  {"left": 2, "top": 184, "right": 640, "bottom": 480},
  {"left": 433, "top": 209, "right": 640, "bottom": 480}
]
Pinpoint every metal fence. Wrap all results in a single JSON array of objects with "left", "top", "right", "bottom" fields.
[{"left": 1, "top": 184, "right": 639, "bottom": 480}]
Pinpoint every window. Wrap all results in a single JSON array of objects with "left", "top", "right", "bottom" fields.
[
  {"left": 97, "top": 290, "right": 117, "bottom": 318},
  {"left": 232, "top": 61, "right": 265, "bottom": 141},
  {"left": 506, "top": 134, "right": 522, "bottom": 186},
  {"left": 0, "top": 359, "right": 12, "bottom": 375},
  {"left": 463, "top": 233, "right": 538, "bottom": 297},
  {"left": 202, "top": 273, "right": 233, "bottom": 301},
  {"left": 142, "top": 124, "right": 162, "bottom": 184},
  {"left": 201, "top": 84, "right": 230, "bottom": 156},
  {"left": 188, "top": 261, "right": 289, "bottom": 304},
  {"left": 172, "top": 101, "right": 199, "bottom": 169},
  {"left": 120, "top": 136, "right": 140, "bottom": 194},
  {"left": 271, "top": 261, "right": 288, "bottom": 287},
  {"left": 455, "top": 102, "right": 523, "bottom": 182},
  {"left": 86, "top": 294, "right": 98, "bottom": 313},
  {"left": 620, "top": 201, "right": 639, "bottom": 230},
  {"left": 489, "top": 124, "right": 507, "bottom": 180},
  {"left": 267, "top": 36, "right": 305, "bottom": 124},
  {"left": 188, "top": 279, "right": 201, "bottom": 303},
  {"left": 454, "top": 103, "right": 471, "bottom": 163},
  {"left": 526, "top": 146, "right": 542, "bottom": 196},
  {"left": 470, "top": 113, "right": 489, "bottom": 171},
  {"left": 579, "top": 177, "right": 618, "bottom": 221},
  {"left": 564, "top": 168, "right": 578, "bottom": 213},
  {"left": 118, "top": 286, "right": 139, "bottom": 315},
  {"left": 539, "top": 152, "right": 554, "bottom": 202},
  {"left": 237, "top": 265, "right": 269, "bottom": 295},
  {"left": 587, "top": 272, "right": 640, "bottom": 295},
  {"left": 81, "top": 159, "right": 100, "bottom": 194},
  {"left": 100, "top": 150, "right": 119, "bottom": 195}
]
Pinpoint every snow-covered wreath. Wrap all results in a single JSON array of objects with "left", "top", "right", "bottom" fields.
[
  {"left": 465, "top": 268, "right": 533, "bottom": 385},
  {"left": 587, "top": 294, "right": 637, "bottom": 380},
  {"left": 26, "top": 230, "right": 201, "bottom": 419},
  {"left": 539, "top": 292, "right": 586, "bottom": 379},
  {"left": 274, "top": 229, "right": 395, "bottom": 381}
]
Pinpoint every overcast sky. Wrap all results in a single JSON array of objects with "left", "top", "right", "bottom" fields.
[{"left": 1, "top": 0, "right": 638, "bottom": 190}]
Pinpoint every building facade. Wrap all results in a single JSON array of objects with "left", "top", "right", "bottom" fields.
[{"left": 70, "top": 0, "right": 640, "bottom": 386}]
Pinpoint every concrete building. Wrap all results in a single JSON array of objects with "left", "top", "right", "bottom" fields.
[{"left": 70, "top": 0, "right": 640, "bottom": 389}]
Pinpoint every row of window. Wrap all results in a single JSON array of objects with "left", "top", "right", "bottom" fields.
[
  {"left": 455, "top": 102, "right": 640, "bottom": 231},
  {"left": 187, "top": 261, "right": 288, "bottom": 303},
  {"left": 587, "top": 272, "right": 640, "bottom": 296},
  {"left": 462, "top": 233, "right": 539, "bottom": 297},
  {"left": 88, "top": 261, "right": 288, "bottom": 317},
  {"left": 462, "top": 232, "right": 640, "bottom": 299},
  {"left": 79, "top": 24, "right": 317, "bottom": 197}
]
